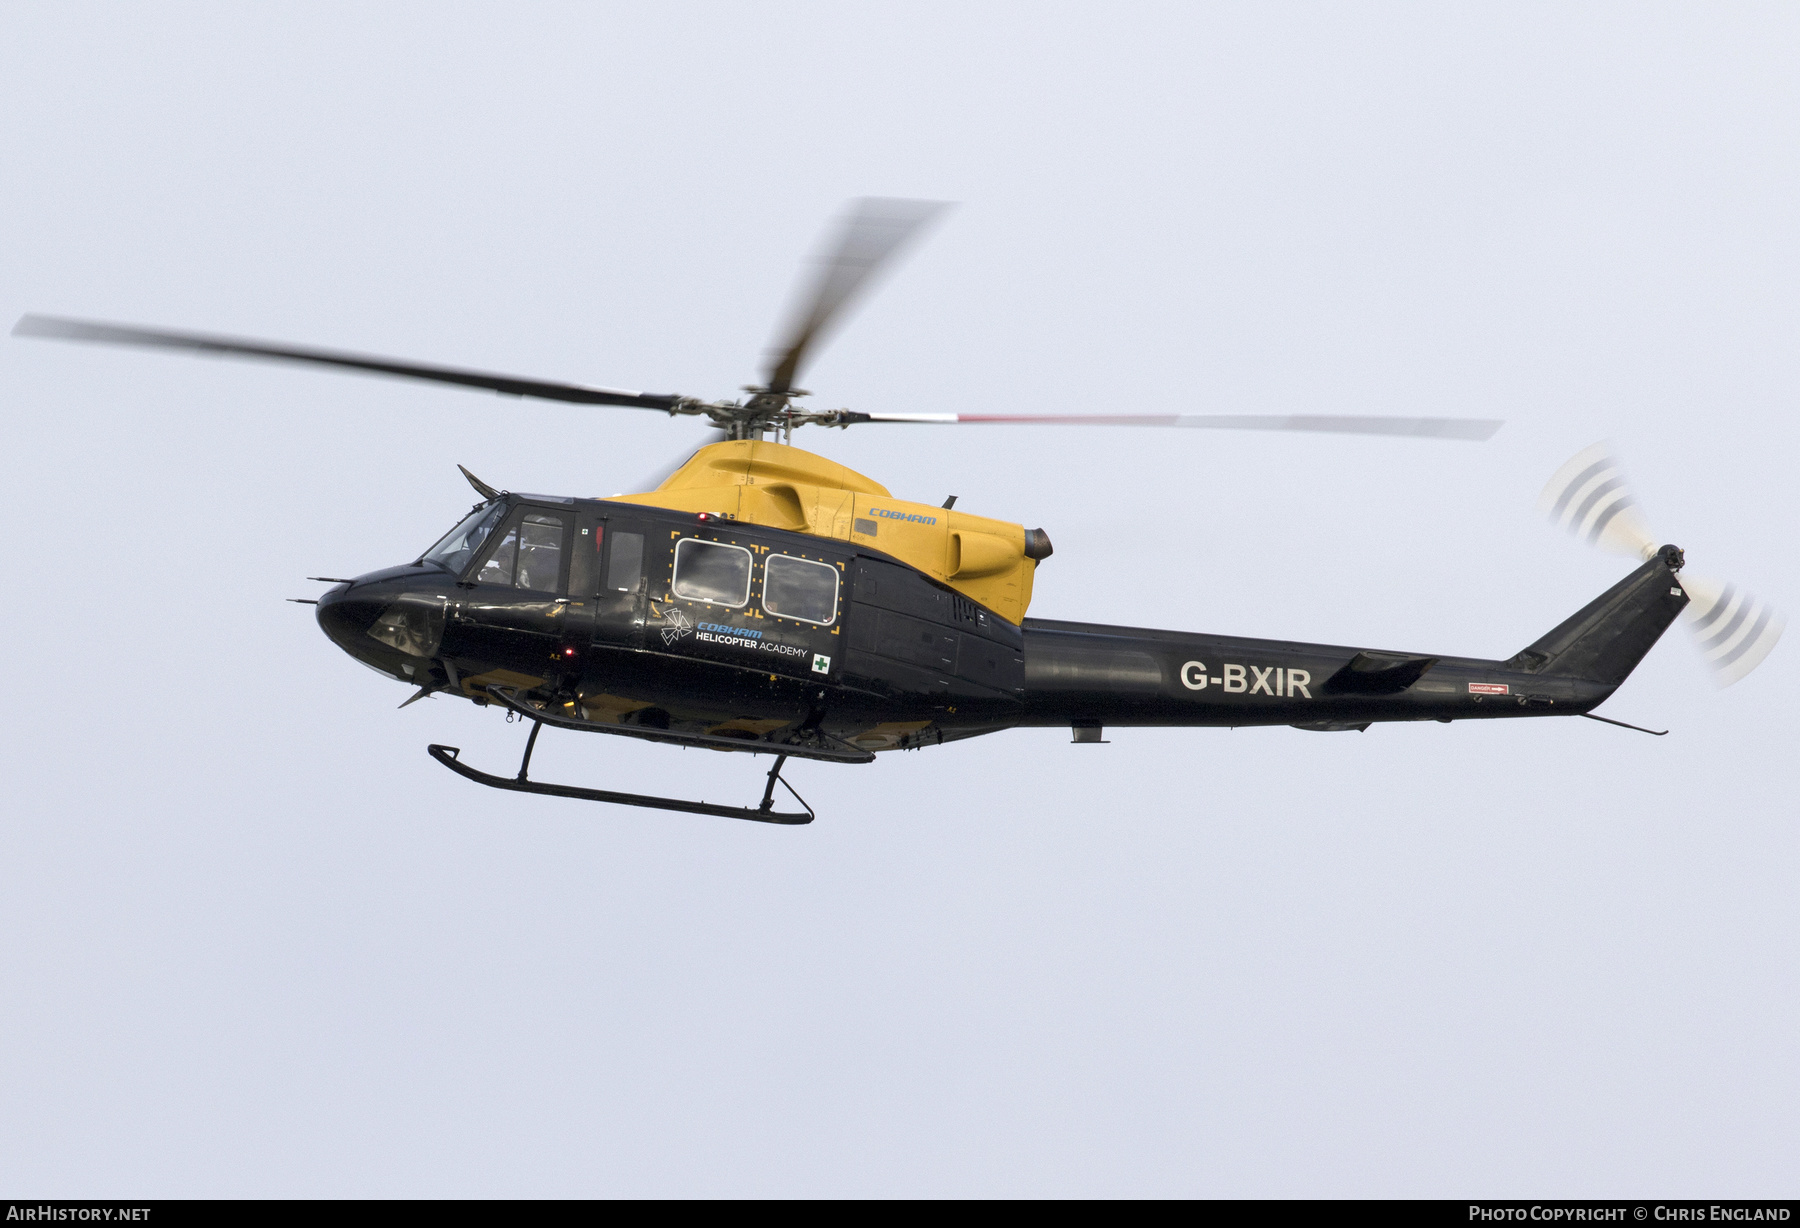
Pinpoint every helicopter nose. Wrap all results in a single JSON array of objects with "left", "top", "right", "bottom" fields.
[{"left": 314, "top": 584, "right": 386, "bottom": 655}]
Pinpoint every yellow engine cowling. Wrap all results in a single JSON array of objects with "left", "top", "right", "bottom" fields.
[{"left": 606, "top": 439, "right": 1041, "bottom": 623}]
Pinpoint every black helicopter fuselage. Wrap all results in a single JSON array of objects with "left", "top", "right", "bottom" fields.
[
  {"left": 18, "top": 197, "right": 1721, "bottom": 823},
  {"left": 316, "top": 493, "right": 1689, "bottom": 759}
]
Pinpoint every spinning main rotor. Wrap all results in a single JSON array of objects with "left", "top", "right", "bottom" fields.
[{"left": 13, "top": 198, "right": 1502, "bottom": 446}]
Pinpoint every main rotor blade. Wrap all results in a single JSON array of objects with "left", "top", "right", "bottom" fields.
[
  {"left": 850, "top": 411, "right": 1503, "bottom": 440},
  {"left": 763, "top": 198, "right": 951, "bottom": 395},
  {"left": 13, "top": 314, "right": 687, "bottom": 411}
]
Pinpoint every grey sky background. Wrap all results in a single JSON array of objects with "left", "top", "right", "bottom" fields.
[{"left": 2, "top": 2, "right": 1795, "bottom": 1197}]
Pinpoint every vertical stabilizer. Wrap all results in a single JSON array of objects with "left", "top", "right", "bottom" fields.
[{"left": 1508, "top": 546, "right": 1687, "bottom": 687}]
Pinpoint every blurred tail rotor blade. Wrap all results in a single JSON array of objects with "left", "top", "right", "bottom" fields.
[
  {"left": 1537, "top": 440, "right": 1658, "bottom": 560},
  {"left": 853, "top": 411, "right": 1502, "bottom": 440},
  {"left": 1679, "top": 574, "right": 1785, "bottom": 688},
  {"left": 1536, "top": 442, "right": 1783, "bottom": 686},
  {"left": 764, "top": 198, "right": 952, "bottom": 395}
]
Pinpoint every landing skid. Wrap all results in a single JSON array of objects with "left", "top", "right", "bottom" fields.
[{"left": 427, "top": 720, "right": 815, "bottom": 824}]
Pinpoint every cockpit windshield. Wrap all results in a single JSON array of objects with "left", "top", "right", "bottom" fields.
[{"left": 420, "top": 501, "right": 506, "bottom": 574}]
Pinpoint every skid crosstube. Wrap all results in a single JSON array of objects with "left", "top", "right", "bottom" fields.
[{"left": 427, "top": 740, "right": 816, "bottom": 825}]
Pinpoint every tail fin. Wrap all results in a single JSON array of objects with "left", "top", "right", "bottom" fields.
[{"left": 1507, "top": 545, "right": 1689, "bottom": 686}]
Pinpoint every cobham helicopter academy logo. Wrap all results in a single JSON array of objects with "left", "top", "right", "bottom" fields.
[
  {"left": 657, "top": 605, "right": 828, "bottom": 671},
  {"left": 1180, "top": 661, "right": 1313, "bottom": 697},
  {"left": 658, "top": 606, "right": 694, "bottom": 645}
]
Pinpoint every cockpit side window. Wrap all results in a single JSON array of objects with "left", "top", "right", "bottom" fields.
[
  {"left": 477, "top": 518, "right": 520, "bottom": 586},
  {"left": 514, "top": 513, "right": 565, "bottom": 592},
  {"left": 421, "top": 502, "right": 505, "bottom": 575},
  {"left": 474, "top": 508, "right": 567, "bottom": 592}
]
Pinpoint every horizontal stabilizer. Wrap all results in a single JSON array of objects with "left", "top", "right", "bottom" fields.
[{"left": 1322, "top": 650, "right": 1439, "bottom": 695}]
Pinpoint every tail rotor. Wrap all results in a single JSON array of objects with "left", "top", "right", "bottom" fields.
[
  {"left": 1677, "top": 575, "right": 1785, "bottom": 688},
  {"left": 1539, "top": 441, "right": 1783, "bottom": 688},
  {"left": 1537, "top": 441, "right": 1658, "bottom": 560}
]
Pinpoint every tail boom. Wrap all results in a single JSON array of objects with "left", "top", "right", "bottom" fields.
[{"left": 1017, "top": 551, "right": 1687, "bottom": 731}]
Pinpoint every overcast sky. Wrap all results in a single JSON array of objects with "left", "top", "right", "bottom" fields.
[{"left": 2, "top": 2, "right": 1795, "bottom": 1197}]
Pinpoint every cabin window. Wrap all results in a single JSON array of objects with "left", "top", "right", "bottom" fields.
[
  {"left": 475, "top": 510, "right": 566, "bottom": 592},
  {"left": 570, "top": 522, "right": 602, "bottom": 598},
  {"left": 421, "top": 501, "right": 505, "bottom": 575},
  {"left": 606, "top": 530, "right": 644, "bottom": 593},
  {"left": 762, "top": 554, "right": 839, "bottom": 625},
  {"left": 671, "top": 538, "right": 751, "bottom": 607}
]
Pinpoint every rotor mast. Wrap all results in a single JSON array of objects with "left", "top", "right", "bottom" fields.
[{"left": 692, "top": 386, "right": 865, "bottom": 442}]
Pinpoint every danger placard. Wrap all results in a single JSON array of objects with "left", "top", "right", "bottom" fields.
[{"left": 1467, "top": 682, "right": 1509, "bottom": 695}]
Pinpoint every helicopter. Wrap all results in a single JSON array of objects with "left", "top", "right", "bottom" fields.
[{"left": 13, "top": 199, "right": 1784, "bottom": 824}]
